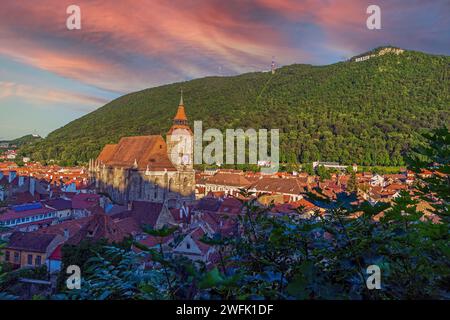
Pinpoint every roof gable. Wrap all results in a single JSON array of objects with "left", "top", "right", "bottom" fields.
[{"left": 7, "top": 231, "right": 58, "bottom": 252}]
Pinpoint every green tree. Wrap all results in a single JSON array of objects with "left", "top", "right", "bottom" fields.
[
  {"left": 316, "top": 165, "right": 331, "bottom": 181},
  {"left": 302, "top": 163, "right": 315, "bottom": 175},
  {"left": 347, "top": 171, "right": 358, "bottom": 194}
]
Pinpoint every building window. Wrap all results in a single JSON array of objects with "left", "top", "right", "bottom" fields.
[
  {"left": 35, "top": 256, "right": 42, "bottom": 266},
  {"left": 13, "top": 252, "right": 19, "bottom": 263},
  {"left": 186, "top": 242, "right": 191, "bottom": 250},
  {"left": 5, "top": 251, "right": 10, "bottom": 262},
  {"left": 27, "top": 254, "right": 33, "bottom": 265}
]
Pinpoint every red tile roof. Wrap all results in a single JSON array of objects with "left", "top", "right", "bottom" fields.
[
  {"left": 48, "top": 244, "right": 63, "bottom": 261},
  {"left": 97, "top": 144, "right": 118, "bottom": 164},
  {"left": 97, "top": 135, "right": 176, "bottom": 171},
  {"left": 217, "top": 197, "right": 243, "bottom": 215},
  {"left": 112, "top": 201, "right": 166, "bottom": 233},
  {"left": 250, "top": 177, "right": 307, "bottom": 194},
  {"left": 206, "top": 173, "right": 251, "bottom": 187},
  {"left": 66, "top": 213, "right": 127, "bottom": 245},
  {"left": 71, "top": 193, "right": 100, "bottom": 209},
  {"left": 7, "top": 231, "right": 59, "bottom": 253},
  {"left": 137, "top": 234, "right": 173, "bottom": 248},
  {"left": 38, "top": 216, "right": 90, "bottom": 238}
]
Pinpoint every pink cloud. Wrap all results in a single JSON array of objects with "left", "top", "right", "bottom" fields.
[
  {"left": 0, "top": 0, "right": 447, "bottom": 94},
  {"left": 0, "top": 0, "right": 312, "bottom": 92},
  {"left": 0, "top": 81, "right": 108, "bottom": 110}
]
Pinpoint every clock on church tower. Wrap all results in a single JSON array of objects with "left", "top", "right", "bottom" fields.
[{"left": 166, "top": 91, "right": 194, "bottom": 171}]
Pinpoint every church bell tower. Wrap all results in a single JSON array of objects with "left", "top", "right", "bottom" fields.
[{"left": 166, "top": 90, "right": 194, "bottom": 171}]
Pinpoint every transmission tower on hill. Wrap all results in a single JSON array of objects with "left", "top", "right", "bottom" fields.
[{"left": 271, "top": 56, "right": 276, "bottom": 75}]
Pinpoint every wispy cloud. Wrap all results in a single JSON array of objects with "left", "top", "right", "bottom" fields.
[
  {"left": 0, "top": 81, "right": 109, "bottom": 110},
  {"left": 1, "top": 0, "right": 448, "bottom": 93}
]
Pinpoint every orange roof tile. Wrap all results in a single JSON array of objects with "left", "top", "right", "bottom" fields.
[
  {"left": 96, "top": 135, "right": 176, "bottom": 171},
  {"left": 174, "top": 105, "right": 187, "bottom": 121},
  {"left": 97, "top": 144, "right": 117, "bottom": 163}
]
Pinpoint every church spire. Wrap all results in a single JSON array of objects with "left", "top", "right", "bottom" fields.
[
  {"left": 173, "top": 89, "right": 188, "bottom": 124},
  {"left": 179, "top": 88, "right": 184, "bottom": 106}
]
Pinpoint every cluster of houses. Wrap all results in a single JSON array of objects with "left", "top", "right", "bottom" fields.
[
  {"left": 195, "top": 168, "right": 426, "bottom": 206},
  {"left": 0, "top": 150, "right": 18, "bottom": 160},
  {"left": 0, "top": 160, "right": 442, "bottom": 283},
  {"left": 0, "top": 161, "right": 90, "bottom": 203}
]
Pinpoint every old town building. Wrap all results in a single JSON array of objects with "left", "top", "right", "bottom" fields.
[{"left": 89, "top": 94, "right": 195, "bottom": 208}]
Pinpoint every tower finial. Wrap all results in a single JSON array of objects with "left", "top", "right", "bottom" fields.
[{"left": 179, "top": 88, "right": 184, "bottom": 106}]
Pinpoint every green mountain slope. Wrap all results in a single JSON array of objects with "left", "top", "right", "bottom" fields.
[
  {"left": 22, "top": 47, "right": 449, "bottom": 166},
  {"left": 2, "top": 135, "right": 43, "bottom": 148}
]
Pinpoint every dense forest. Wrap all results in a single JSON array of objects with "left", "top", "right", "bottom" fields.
[
  {"left": 20, "top": 47, "right": 449, "bottom": 166},
  {"left": 1, "top": 135, "right": 42, "bottom": 148}
]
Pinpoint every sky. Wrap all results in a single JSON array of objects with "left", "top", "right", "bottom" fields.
[{"left": 0, "top": 0, "right": 449, "bottom": 140}]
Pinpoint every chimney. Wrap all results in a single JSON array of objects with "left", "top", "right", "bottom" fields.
[
  {"left": 29, "top": 177, "right": 35, "bottom": 196},
  {"left": 18, "top": 176, "right": 25, "bottom": 187},
  {"left": 8, "top": 171, "right": 16, "bottom": 183}
]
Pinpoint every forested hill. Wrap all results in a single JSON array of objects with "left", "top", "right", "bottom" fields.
[
  {"left": 2, "top": 135, "right": 42, "bottom": 148},
  {"left": 22, "top": 47, "right": 449, "bottom": 166}
]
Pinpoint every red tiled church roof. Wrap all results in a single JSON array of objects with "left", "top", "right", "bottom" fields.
[
  {"left": 97, "top": 144, "right": 118, "bottom": 163},
  {"left": 97, "top": 135, "right": 176, "bottom": 171}
]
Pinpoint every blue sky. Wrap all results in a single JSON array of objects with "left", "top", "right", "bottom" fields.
[{"left": 0, "top": 0, "right": 449, "bottom": 140}]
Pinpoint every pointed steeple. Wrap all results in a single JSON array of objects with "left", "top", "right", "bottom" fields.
[
  {"left": 179, "top": 88, "right": 184, "bottom": 106},
  {"left": 173, "top": 89, "right": 188, "bottom": 124}
]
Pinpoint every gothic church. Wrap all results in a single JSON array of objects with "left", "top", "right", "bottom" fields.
[{"left": 89, "top": 94, "right": 195, "bottom": 208}]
